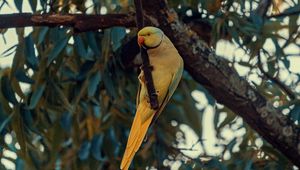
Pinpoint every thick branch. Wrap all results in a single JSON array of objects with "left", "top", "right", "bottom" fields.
[
  {"left": 0, "top": 13, "right": 136, "bottom": 32},
  {"left": 0, "top": 8, "right": 299, "bottom": 167},
  {"left": 140, "top": 0, "right": 300, "bottom": 167}
]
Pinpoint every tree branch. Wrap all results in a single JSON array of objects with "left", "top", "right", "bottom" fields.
[
  {"left": 0, "top": 6, "right": 299, "bottom": 167},
  {"left": 0, "top": 13, "right": 136, "bottom": 32},
  {"left": 140, "top": 0, "right": 300, "bottom": 167},
  {"left": 134, "top": 0, "right": 159, "bottom": 110}
]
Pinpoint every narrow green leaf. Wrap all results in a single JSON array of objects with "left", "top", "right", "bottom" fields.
[
  {"left": 20, "top": 105, "right": 35, "bottom": 130},
  {"left": 37, "top": 27, "right": 49, "bottom": 45},
  {"left": 86, "top": 32, "right": 100, "bottom": 56},
  {"left": 74, "top": 35, "right": 90, "bottom": 60},
  {"left": 1, "top": 75, "right": 18, "bottom": 104},
  {"left": 24, "top": 33, "right": 38, "bottom": 70},
  {"left": 103, "top": 70, "right": 117, "bottom": 99},
  {"left": 282, "top": 4, "right": 300, "bottom": 15},
  {"left": 15, "top": 69, "right": 35, "bottom": 84},
  {"left": 91, "top": 134, "right": 104, "bottom": 161},
  {"left": 29, "top": 0, "right": 37, "bottom": 12},
  {"left": 29, "top": 83, "right": 46, "bottom": 109},
  {"left": 60, "top": 111, "right": 72, "bottom": 133},
  {"left": 88, "top": 71, "right": 101, "bottom": 97},
  {"left": 47, "top": 36, "right": 69, "bottom": 65},
  {"left": 14, "top": 0, "right": 23, "bottom": 12},
  {"left": 0, "top": 44, "right": 17, "bottom": 57},
  {"left": 0, "top": 113, "right": 13, "bottom": 134},
  {"left": 78, "top": 140, "right": 91, "bottom": 160},
  {"left": 111, "top": 27, "right": 126, "bottom": 51}
]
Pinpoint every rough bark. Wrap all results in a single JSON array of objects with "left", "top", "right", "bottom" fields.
[
  {"left": 140, "top": 0, "right": 300, "bottom": 167},
  {"left": 0, "top": 3, "right": 299, "bottom": 167},
  {"left": 0, "top": 13, "right": 135, "bottom": 32}
]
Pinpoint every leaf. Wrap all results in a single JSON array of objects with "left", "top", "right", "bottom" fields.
[
  {"left": 290, "top": 104, "right": 300, "bottom": 122},
  {"left": 86, "top": 32, "right": 100, "bottom": 56},
  {"left": 47, "top": 36, "right": 69, "bottom": 66},
  {"left": 60, "top": 111, "right": 72, "bottom": 133},
  {"left": 77, "top": 60, "right": 95, "bottom": 81},
  {"left": 244, "top": 160, "right": 253, "bottom": 170},
  {"left": 20, "top": 105, "right": 36, "bottom": 132},
  {"left": 15, "top": 69, "right": 35, "bottom": 84},
  {"left": 111, "top": 27, "right": 126, "bottom": 51},
  {"left": 0, "top": 113, "right": 13, "bottom": 134},
  {"left": 227, "top": 137, "right": 237, "bottom": 152},
  {"left": 29, "top": 83, "right": 46, "bottom": 109},
  {"left": 24, "top": 33, "right": 38, "bottom": 70},
  {"left": 93, "top": 105, "right": 101, "bottom": 118},
  {"left": 37, "top": 27, "right": 49, "bottom": 45},
  {"left": 74, "top": 35, "right": 91, "bottom": 60},
  {"left": 78, "top": 140, "right": 91, "bottom": 160},
  {"left": 103, "top": 70, "right": 117, "bottom": 99},
  {"left": 282, "top": 4, "right": 300, "bottom": 16},
  {"left": 206, "top": 158, "right": 227, "bottom": 170},
  {"left": 14, "top": 0, "right": 23, "bottom": 12},
  {"left": 0, "top": 44, "right": 17, "bottom": 57},
  {"left": 90, "top": 134, "right": 104, "bottom": 161},
  {"left": 88, "top": 71, "right": 101, "bottom": 97},
  {"left": 250, "top": 12, "right": 263, "bottom": 29},
  {"left": 29, "top": 0, "right": 37, "bottom": 12},
  {"left": 1, "top": 75, "right": 18, "bottom": 105}
]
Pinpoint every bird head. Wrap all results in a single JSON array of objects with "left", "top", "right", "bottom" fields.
[{"left": 137, "top": 27, "right": 163, "bottom": 49}]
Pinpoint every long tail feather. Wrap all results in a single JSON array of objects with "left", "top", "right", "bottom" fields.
[{"left": 120, "top": 103, "right": 154, "bottom": 170}]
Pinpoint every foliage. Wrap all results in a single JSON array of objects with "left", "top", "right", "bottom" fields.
[{"left": 0, "top": 0, "right": 299, "bottom": 169}]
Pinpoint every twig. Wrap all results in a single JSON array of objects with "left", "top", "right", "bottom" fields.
[{"left": 134, "top": 0, "right": 159, "bottom": 110}]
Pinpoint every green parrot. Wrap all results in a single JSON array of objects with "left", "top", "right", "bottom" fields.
[{"left": 120, "top": 26, "right": 184, "bottom": 170}]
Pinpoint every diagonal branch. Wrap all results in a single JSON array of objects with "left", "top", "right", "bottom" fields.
[
  {"left": 140, "top": 0, "right": 300, "bottom": 167},
  {"left": 0, "top": 7, "right": 299, "bottom": 167}
]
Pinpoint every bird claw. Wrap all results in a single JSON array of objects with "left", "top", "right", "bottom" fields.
[
  {"left": 146, "top": 91, "right": 159, "bottom": 103},
  {"left": 140, "top": 64, "right": 154, "bottom": 71}
]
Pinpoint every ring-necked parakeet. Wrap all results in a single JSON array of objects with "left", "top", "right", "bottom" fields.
[{"left": 120, "top": 26, "right": 184, "bottom": 170}]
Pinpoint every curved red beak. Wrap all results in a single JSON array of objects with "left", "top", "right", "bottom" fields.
[{"left": 138, "top": 36, "right": 144, "bottom": 46}]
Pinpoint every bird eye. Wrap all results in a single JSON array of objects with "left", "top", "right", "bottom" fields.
[{"left": 147, "top": 33, "right": 150, "bottom": 36}]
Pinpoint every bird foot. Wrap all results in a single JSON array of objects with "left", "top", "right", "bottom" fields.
[
  {"left": 146, "top": 91, "right": 159, "bottom": 103},
  {"left": 140, "top": 64, "right": 154, "bottom": 71}
]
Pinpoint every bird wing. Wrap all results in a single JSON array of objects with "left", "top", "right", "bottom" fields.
[
  {"left": 120, "top": 76, "right": 170, "bottom": 169},
  {"left": 120, "top": 63, "right": 183, "bottom": 170},
  {"left": 150, "top": 60, "right": 183, "bottom": 126}
]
